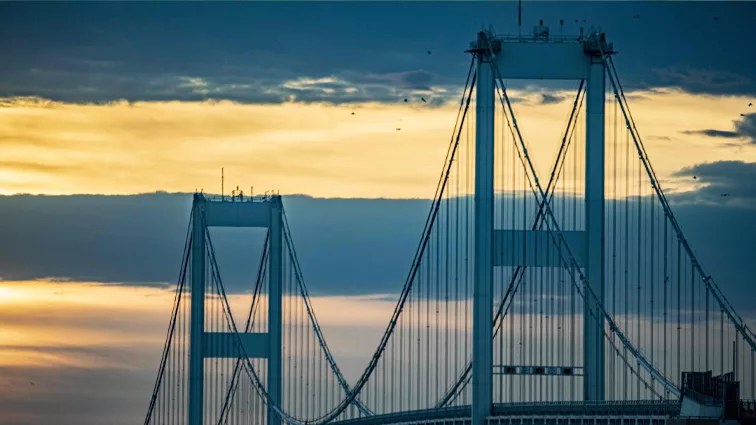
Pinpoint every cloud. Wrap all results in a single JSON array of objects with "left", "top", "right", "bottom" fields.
[
  {"left": 681, "top": 129, "right": 740, "bottom": 139},
  {"left": 272, "top": 72, "right": 455, "bottom": 105},
  {"left": 652, "top": 67, "right": 753, "bottom": 96},
  {"left": 2, "top": 2, "right": 756, "bottom": 107},
  {"left": 735, "top": 113, "right": 756, "bottom": 142},
  {"left": 0, "top": 192, "right": 754, "bottom": 318},
  {"left": 0, "top": 280, "right": 173, "bottom": 424},
  {"left": 1, "top": 272, "right": 754, "bottom": 425},
  {"left": 0, "top": 194, "right": 429, "bottom": 296},
  {"left": 537, "top": 93, "right": 566, "bottom": 105},
  {"left": 361, "top": 69, "right": 437, "bottom": 91},
  {"left": 396, "top": 69, "right": 435, "bottom": 91},
  {"left": 0, "top": 364, "right": 155, "bottom": 425},
  {"left": 679, "top": 113, "right": 756, "bottom": 145},
  {"left": 672, "top": 160, "right": 756, "bottom": 206},
  {"left": 177, "top": 76, "right": 209, "bottom": 90},
  {"left": 0, "top": 60, "right": 462, "bottom": 105},
  {"left": 0, "top": 279, "right": 396, "bottom": 425}
]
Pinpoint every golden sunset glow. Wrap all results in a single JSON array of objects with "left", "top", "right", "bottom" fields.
[
  {"left": 0, "top": 280, "right": 397, "bottom": 370},
  {"left": 0, "top": 279, "right": 398, "bottom": 424},
  {"left": 1, "top": 90, "right": 753, "bottom": 199},
  {"left": 4, "top": 1, "right": 756, "bottom": 424}
]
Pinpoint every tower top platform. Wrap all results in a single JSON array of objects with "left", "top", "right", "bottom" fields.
[{"left": 468, "top": 26, "right": 614, "bottom": 56}]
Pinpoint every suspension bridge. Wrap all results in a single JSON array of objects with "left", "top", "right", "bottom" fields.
[{"left": 142, "top": 27, "right": 756, "bottom": 425}]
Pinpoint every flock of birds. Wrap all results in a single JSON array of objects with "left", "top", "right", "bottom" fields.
[
  {"left": 349, "top": 50, "right": 434, "bottom": 132},
  {"left": 344, "top": 26, "right": 753, "bottom": 202},
  {"left": 348, "top": 14, "right": 739, "bottom": 135},
  {"left": 740, "top": 102, "right": 753, "bottom": 117}
]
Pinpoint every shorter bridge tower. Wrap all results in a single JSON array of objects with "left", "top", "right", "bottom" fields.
[{"left": 188, "top": 193, "right": 284, "bottom": 425}]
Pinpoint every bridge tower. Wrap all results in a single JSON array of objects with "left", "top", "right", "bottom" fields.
[
  {"left": 188, "top": 193, "right": 284, "bottom": 425},
  {"left": 470, "top": 27, "right": 613, "bottom": 425}
]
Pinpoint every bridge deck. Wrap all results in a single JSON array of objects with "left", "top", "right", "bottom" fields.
[{"left": 331, "top": 401, "right": 681, "bottom": 425}]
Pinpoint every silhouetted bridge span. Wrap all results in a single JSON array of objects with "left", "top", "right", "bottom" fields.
[{"left": 142, "top": 25, "right": 756, "bottom": 425}]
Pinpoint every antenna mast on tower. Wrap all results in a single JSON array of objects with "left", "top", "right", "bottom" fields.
[{"left": 518, "top": 0, "right": 522, "bottom": 34}]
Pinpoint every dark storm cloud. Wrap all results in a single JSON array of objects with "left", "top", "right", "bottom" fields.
[
  {"left": 672, "top": 160, "right": 756, "bottom": 205},
  {"left": 0, "top": 194, "right": 428, "bottom": 296},
  {"left": 0, "top": 193, "right": 754, "bottom": 315},
  {"left": 0, "top": 2, "right": 466, "bottom": 106},
  {"left": 1, "top": 2, "right": 755, "bottom": 105},
  {"left": 680, "top": 113, "right": 756, "bottom": 145}
]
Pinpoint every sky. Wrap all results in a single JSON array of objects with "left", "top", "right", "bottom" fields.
[{"left": 1, "top": 2, "right": 756, "bottom": 425}]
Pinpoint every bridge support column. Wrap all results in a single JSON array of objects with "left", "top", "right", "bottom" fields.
[
  {"left": 189, "top": 194, "right": 207, "bottom": 425},
  {"left": 472, "top": 30, "right": 495, "bottom": 425},
  {"left": 583, "top": 51, "right": 606, "bottom": 401},
  {"left": 267, "top": 196, "right": 283, "bottom": 425}
]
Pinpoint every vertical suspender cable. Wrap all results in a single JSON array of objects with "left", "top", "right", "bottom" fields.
[{"left": 144, "top": 215, "right": 193, "bottom": 425}]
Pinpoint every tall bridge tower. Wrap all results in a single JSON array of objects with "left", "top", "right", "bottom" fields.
[{"left": 470, "top": 27, "right": 613, "bottom": 425}]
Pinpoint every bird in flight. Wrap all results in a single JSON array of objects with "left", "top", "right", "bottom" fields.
[
  {"left": 421, "top": 97, "right": 427, "bottom": 103},
  {"left": 720, "top": 193, "right": 730, "bottom": 197}
]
